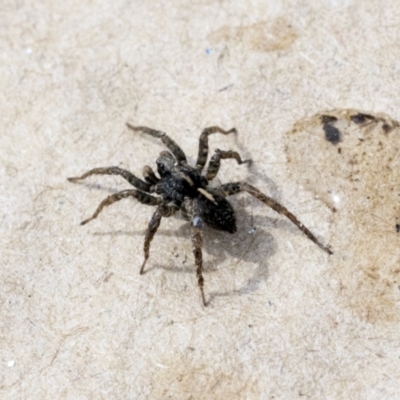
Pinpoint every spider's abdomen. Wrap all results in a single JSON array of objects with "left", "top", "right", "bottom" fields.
[{"left": 196, "top": 193, "right": 237, "bottom": 233}]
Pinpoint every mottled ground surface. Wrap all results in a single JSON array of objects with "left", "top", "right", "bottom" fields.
[{"left": 2, "top": 1, "right": 400, "bottom": 398}]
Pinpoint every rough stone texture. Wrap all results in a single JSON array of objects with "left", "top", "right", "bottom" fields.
[{"left": 2, "top": 1, "right": 400, "bottom": 398}]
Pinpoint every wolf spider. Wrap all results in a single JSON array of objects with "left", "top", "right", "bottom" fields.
[{"left": 68, "top": 124, "right": 332, "bottom": 306}]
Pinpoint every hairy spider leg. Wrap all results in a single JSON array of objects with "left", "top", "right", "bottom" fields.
[
  {"left": 126, "top": 123, "right": 187, "bottom": 163},
  {"left": 142, "top": 165, "right": 160, "bottom": 185},
  {"left": 79, "top": 189, "right": 162, "bottom": 226},
  {"left": 206, "top": 149, "right": 251, "bottom": 181},
  {"left": 183, "top": 198, "right": 207, "bottom": 306},
  {"left": 196, "top": 126, "right": 237, "bottom": 171},
  {"left": 68, "top": 166, "right": 151, "bottom": 193},
  {"left": 141, "top": 204, "right": 178, "bottom": 274},
  {"left": 218, "top": 182, "right": 333, "bottom": 255},
  {"left": 192, "top": 222, "right": 206, "bottom": 306}
]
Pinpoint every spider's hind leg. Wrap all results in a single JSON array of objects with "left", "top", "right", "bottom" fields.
[
  {"left": 196, "top": 126, "right": 237, "bottom": 171},
  {"left": 218, "top": 182, "right": 333, "bottom": 255},
  {"left": 126, "top": 123, "right": 187, "bottom": 163}
]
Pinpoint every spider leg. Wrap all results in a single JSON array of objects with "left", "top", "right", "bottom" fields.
[
  {"left": 192, "top": 220, "right": 206, "bottom": 306},
  {"left": 218, "top": 182, "right": 333, "bottom": 255},
  {"left": 206, "top": 149, "right": 251, "bottom": 181},
  {"left": 79, "top": 189, "right": 162, "bottom": 225},
  {"left": 141, "top": 204, "right": 178, "bottom": 274},
  {"left": 68, "top": 166, "right": 151, "bottom": 192},
  {"left": 183, "top": 198, "right": 207, "bottom": 306},
  {"left": 126, "top": 123, "right": 187, "bottom": 163},
  {"left": 196, "top": 126, "right": 237, "bottom": 171},
  {"left": 142, "top": 165, "right": 160, "bottom": 185}
]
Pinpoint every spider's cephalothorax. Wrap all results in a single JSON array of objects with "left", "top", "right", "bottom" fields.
[{"left": 68, "top": 124, "right": 332, "bottom": 306}]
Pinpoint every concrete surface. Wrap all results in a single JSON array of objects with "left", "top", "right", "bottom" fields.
[{"left": 1, "top": 1, "right": 400, "bottom": 398}]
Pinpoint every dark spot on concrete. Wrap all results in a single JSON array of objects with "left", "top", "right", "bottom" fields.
[
  {"left": 382, "top": 123, "right": 392, "bottom": 133},
  {"left": 324, "top": 125, "right": 341, "bottom": 144},
  {"left": 350, "top": 113, "right": 375, "bottom": 124},
  {"left": 321, "top": 115, "right": 338, "bottom": 124},
  {"left": 218, "top": 83, "right": 234, "bottom": 92},
  {"left": 396, "top": 224, "right": 400, "bottom": 233},
  {"left": 322, "top": 117, "right": 341, "bottom": 145}
]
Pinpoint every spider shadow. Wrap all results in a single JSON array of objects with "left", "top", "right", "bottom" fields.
[
  {"left": 73, "top": 147, "right": 315, "bottom": 303},
  {"left": 92, "top": 200, "right": 311, "bottom": 302}
]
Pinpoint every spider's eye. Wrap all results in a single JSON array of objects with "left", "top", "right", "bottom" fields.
[{"left": 156, "top": 160, "right": 169, "bottom": 177}]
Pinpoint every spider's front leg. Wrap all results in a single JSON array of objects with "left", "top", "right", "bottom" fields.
[
  {"left": 68, "top": 166, "right": 151, "bottom": 192},
  {"left": 196, "top": 126, "right": 237, "bottom": 171},
  {"left": 142, "top": 165, "right": 160, "bottom": 185},
  {"left": 183, "top": 198, "right": 207, "bottom": 306},
  {"left": 141, "top": 204, "right": 178, "bottom": 274},
  {"left": 126, "top": 123, "right": 187, "bottom": 163},
  {"left": 206, "top": 149, "right": 251, "bottom": 181},
  {"left": 77, "top": 189, "right": 162, "bottom": 225},
  {"left": 218, "top": 182, "right": 333, "bottom": 255},
  {"left": 192, "top": 219, "right": 206, "bottom": 306}
]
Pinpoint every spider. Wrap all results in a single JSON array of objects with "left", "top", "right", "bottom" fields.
[{"left": 68, "top": 124, "right": 332, "bottom": 306}]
